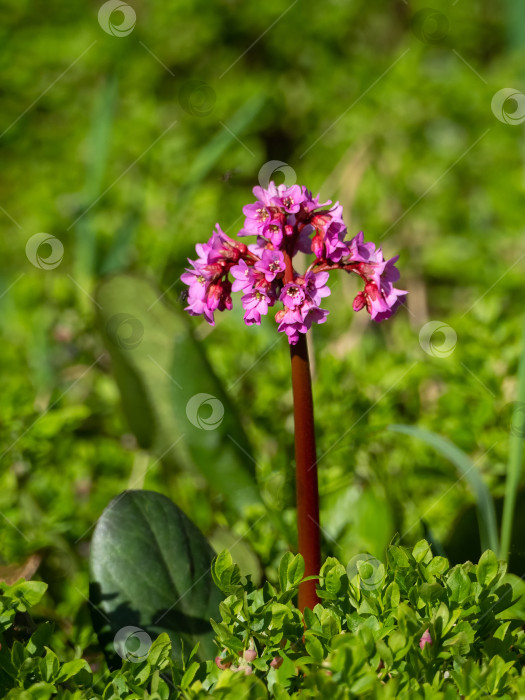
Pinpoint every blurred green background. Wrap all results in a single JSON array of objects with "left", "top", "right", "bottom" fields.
[{"left": 1, "top": 0, "right": 525, "bottom": 650}]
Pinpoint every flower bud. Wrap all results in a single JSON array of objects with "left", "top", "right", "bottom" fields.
[
  {"left": 311, "top": 233, "right": 324, "bottom": 259},
  {"left": 215, "top": 656, "right": 231, "bottom": 670},
  {"left": 270, "top": 655, "right": 283, "bottom": 669},
  {"left": 352, "top": 291, "right": 366, "bottom": 312}
]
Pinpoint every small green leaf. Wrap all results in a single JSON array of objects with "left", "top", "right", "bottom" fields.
[
  {"left": 26, "top": 623, "right": 53, "bottom": 656},
  {"left": 10, "top": 581, "right": 48, "bottom": 612},
  {"left": 304, "top": 633, "right": 324, "bottom": 663},
  {"left": 447, "top": 565, "right": 472, "bottom": 603},
  {"left": 476, "top": 550, "right": 499, "bottom": 587},
  {"left": 383, "top": 581, "right": 400, "bottom": 610},
  {"left": 418, "top": 582, "right": 444, "bottom": 604},
  {"left": 287, "top": 555, "right": 305, "bottom": 587},
  {"left": 213, "top": 551, "right": 234, "bottom": 589},
  {"left": 279, "top": 552, "right": 293, "bottom": 592},
  {"left": 388, "top": 546, "right": 410, "bottom": 569},
  {"left": 412, "top": 540, "right": 432, "bottom": 563},
  {"left": 39, "top": 648, "right": 60, "bottom": 683},
  {"left": 426, "top": 556, "right": 449, "bottom": 576},
  {"left": 147, "top": 633, "right": 171, "bottom": 668},
  {"left": 180, "top": 661, "right": 200, "bottom": 689},
  {"left": 55, "top": 659, "right": 92, "bottom": 684}
]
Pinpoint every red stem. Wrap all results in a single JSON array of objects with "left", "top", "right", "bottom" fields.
[{"left": 283, "top": 251, "right": 321, "bottom": 611}]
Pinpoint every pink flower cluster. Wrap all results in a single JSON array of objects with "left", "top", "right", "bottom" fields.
[{"left": 181, "top": 182, "right": 407, "bottom": 344}]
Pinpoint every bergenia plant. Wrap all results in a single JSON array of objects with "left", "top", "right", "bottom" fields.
[{"left": 181, "top": 181, "right": 407, "bottom": 610}]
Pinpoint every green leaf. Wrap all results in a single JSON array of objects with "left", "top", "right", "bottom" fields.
[
  {"left": 180, "top": 661, "right": 200, "bottom": 689},
  {"left": 287, "top": 555, "right": 305, "bottom": 587},
  {"left": 384, "top": 581, "right": 401, "bottom": 610},
  {"left": 146, "top": 633, "right": 172, "bottom": 669},
  {"left": 476, "top": 550, "right": 499, "bottom": 587},
  {"left": 446, "top": 565, "right": 472, "bottom": 603},
  {"left": 418, "top": 582, "right": 444, "bottom": 604},
  {"left": 278, "top": 552, "right": 293, "bottom": 593},
  {"left": 412, "top": 540, "right": 432, "bottom": 563},
  {"left": 323, "top": 559, "right": 346, "bottom": 596},
  {"left": 389, "top": 425, "right": 499, "bottom": 553},
  {"left": 96, "top": 275, "right": 261, "bottom": 513},
  {"left": 304, "top": 633, "right": 324, "bottom": 663},
  {"left": 426, "top": 556, "right": 449, "bottom": 577},
  {"left": 55, "top": 659, "right": 92, "bottom": 684},
  {"left": 9, "top": 581, "right": 48, "bottom": 612},
  {"left": 213, "top": 551, "right": 234, "bottom": 589},
  {"left": 26, "top": 623, "right": 53, "bottom": 656},
  {"left": 39, "top": 648, "right": 59, "bottom": 683},
  {"left": 89, "top": 490, "right": 223, "bottom": 666}
]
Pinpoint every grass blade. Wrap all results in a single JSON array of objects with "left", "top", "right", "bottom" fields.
[
  {"left": 388, "top": 424, "right": 499, "bottom": 553},
  {"left": 500, "top": 314, "right": 525, "bottom": 559}
]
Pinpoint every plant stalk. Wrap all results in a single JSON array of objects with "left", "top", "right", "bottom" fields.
[
  {"left": 283, "top": 250, "right": 321, "bottom": 611},
  {"left": 290, "top": 334, "right": 321, "bottom": 610}
]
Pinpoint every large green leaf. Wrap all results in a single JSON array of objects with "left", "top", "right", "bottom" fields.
[
  {"left": 388, "top": 425, "right": 499, "bottom": 553},
  {"left": 96, "top": 274, "right": 261, "bottom": 512},
  {"left": 89, "top": 490, "right": 222, "bottom": 666}
]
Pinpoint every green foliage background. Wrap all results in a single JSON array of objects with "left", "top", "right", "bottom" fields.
[{"left": 1, "top": 0, "right": 525, "bottom": 672}]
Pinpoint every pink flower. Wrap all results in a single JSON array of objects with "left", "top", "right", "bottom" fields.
[
  {"left": 254, "top": 249, "right": 286, "bottom": 282},
  {"left": 270, "top": 184, "right": 304, "bottom": 213},
  {"left": 180, "top": 181, "right": 406, "bottom": 343},
  {"left": 280, "top": 282, "right": 306, "bottom": 309},
  {"left": 304, "top": 270, "right": 331, "bottom": 307},
  {"left": 275, "top": 308, "right": 307, "bottom": 345},
  {"left": 419, "top": 629, "right": 432, "bottom": 650},
  {"left": 241, "top": 289, "right": 271, "bottom": 326},
  {"left": 230, "top": 259, "right": 255, "bottom": 293}
]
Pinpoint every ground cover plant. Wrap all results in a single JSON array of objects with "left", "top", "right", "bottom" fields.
[{"left": 2, "top": 0, "right": 525, "bottom": 697}]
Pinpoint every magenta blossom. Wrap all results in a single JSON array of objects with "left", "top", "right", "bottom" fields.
[
  {"left": 419, "top": 629, "right": 432, "bottom": 650},
  {"left": 181, "top": 182, "right": 407, "bottom": 343}
]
